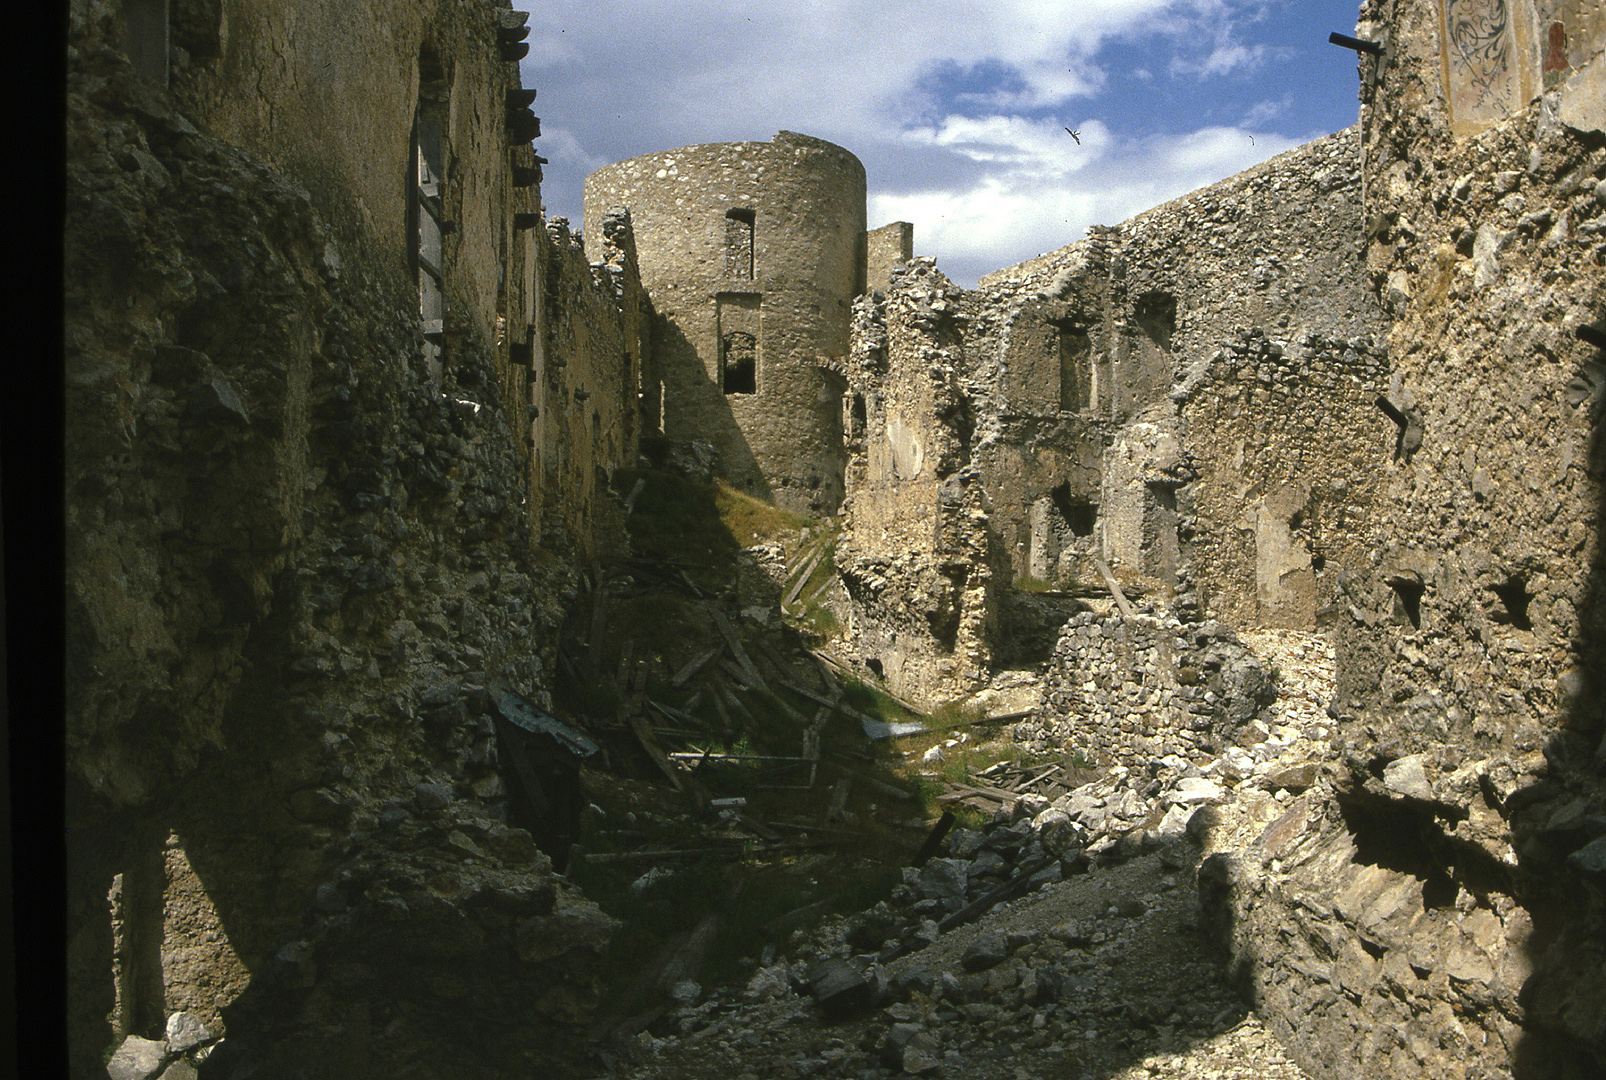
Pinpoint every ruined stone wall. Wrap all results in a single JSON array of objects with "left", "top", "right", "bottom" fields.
[
  {"left": 836, "top": 132, "right": 1387, "bottom": 708},
  {"left": 65, "top": 4, "right": 642, "bottom": 1076},
  {"left": 583, "top": 132, "right": 867, "bottom": 514},
  {"left": 1017, "top": 611, "right": 1275, "bottom": 768},
  {"left": 1205, "top": 2, "right": 1606, "bottom": 1077},
  {"left": 975, "top": 130, "right": 1386, "bottom": 628},
  {"left": 836, "top": 261, "right": 1003, "bottom": 706}
]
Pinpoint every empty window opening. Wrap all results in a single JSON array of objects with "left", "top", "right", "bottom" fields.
[
  {"left": 849, "top": 393, "right": 867, "bottom": 439},
  {"left": 1049, "top": 482, "right": 1097, "bottom": 537},
  {"left": 1375, "top": 395, "right": 1424, "bottom": 461},
  {"left": 411, "top": 52, "right": 449, "bottom": 367},
  {"left": 1487, "top": 578, "right": 1533, "bottom": 630},
  {"left": 726, "top": 208, "right": 755, "bottom": 279},
  {"left": 1056, "top": 323, "right": 1093, "bottom": 411},
  {"left": 1133, "top": 291, "right": 1177, "bottom": 352},
  {"left": 1389, "top": 574, "right": 1425, "bottom": 630},
  {"left": 722, "top": 330, "right": 757, "bottom": 394}
]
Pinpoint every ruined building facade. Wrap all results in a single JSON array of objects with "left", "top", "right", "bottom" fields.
[{"left": 64, "top": 0, "right": 1605, "bottom": 1077}]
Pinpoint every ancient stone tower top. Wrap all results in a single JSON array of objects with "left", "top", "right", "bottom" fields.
[{"left": 584, "top": 131, "right": 873, "bottom": 514}]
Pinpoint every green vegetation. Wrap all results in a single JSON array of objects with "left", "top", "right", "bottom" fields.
[
  {"left": 1014, "top": 572, "right": 1056, "bottom": 593},
  {"left": 714, "top": 481, "right": 813, "bottom": 547},
  {"left": 928, "top": 698, "right": 986, "bottom": 731}
]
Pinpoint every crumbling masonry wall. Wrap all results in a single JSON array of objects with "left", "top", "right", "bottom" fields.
[
  {"left": 838, "top": 131, "right": 1388, "bottom": 708},
  {"left": 836, "top": 261, "right": 1005, "bottom": 706},
  {"left": 976, "top": 129, "right": 1386, "bottom": 628},
  {"left": 65, "top": 3, "right": 645, "bottom": 1077},
  {"left": 1204, "top": 2, "right": 1606, "bottom": 1078}
]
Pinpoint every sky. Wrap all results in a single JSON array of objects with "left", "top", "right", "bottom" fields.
[{"left": 517, "top": 1, "right": 1371, "bottom": 288}]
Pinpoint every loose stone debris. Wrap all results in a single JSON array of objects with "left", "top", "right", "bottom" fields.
[{"left": 588, "top": 630, "right": 1340, "bottom": 1079}]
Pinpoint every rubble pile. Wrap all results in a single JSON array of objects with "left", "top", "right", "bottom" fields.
[{"left": 595, "top": 630, "right": 1341, "bottom": 1079}]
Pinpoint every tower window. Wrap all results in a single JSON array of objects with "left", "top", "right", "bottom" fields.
[
  {"left": 725, "top": 208, "right": 755, "bottom": 279},
  {"left": 722, "top": 330, "right": 756, "bottom": 395}
]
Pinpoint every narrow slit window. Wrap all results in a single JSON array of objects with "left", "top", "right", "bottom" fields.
[
  {"left": 1056, "top": 322, "right": 1092, "bottom": 412},
  {"left": 411, "top": 56, "right": 449, "bottom": 361},
  {"left": 1389, "top": 575, "right": 1424, "bottom": 629},
  {"left": 726, "top": 208, "right": 755, "bottom": 279}
]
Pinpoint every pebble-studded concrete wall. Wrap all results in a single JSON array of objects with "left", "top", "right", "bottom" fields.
[
  {"left": 584, "top": 131, "right": 868, "bottom": 514},
  {"left": 65, "top": 3, "right": 640, "bottom": 1076}
]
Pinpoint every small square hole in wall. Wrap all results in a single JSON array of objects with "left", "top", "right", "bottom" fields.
[
  {"left": 1487, "top": 577, "right": 1533, "bottom": 631},
  {"left": 1388, "top": 574, "right": 1424, "bottom": 629}
]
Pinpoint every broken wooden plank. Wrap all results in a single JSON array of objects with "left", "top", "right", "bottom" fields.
[
  {"left": 719, "top": 655, "right": 757, "bottom": 690},
  {"left": 826, "top": 777, "right": 853, "bottom": 822},
  {"left": 628, "top": 713, "right": 686, "bottom": 791},
  {"left": 912, "top": 811, "right": 956, "bottom": 868},
  {"left": 774, "top": 677, "right": 883, "bottom": 729},
  {"left": 936, "top": 855, "right": 1053, "bottom": 933},
  {"left": 823, "top": 759, "right": 918, "bottom": 802},
  {"left": 622, "top": 477, "right": 647, "bottom": 516},
  {"left": 709, "top": 607, "right": 766, "bottom": 688},
  {"left": 671, "top": 645, "right": 724, "bottom": 688},
  {"left": 783, "top": 544, "right": 829, "bottom": 607},
  {"left": 938, "top": 781, "right": 1016, "bottom": 805},
  {"left": 1093, "top": 556, "right": 1136, "bottom": 619}
]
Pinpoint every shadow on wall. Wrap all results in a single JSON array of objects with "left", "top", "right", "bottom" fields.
[
  {"left": 1507, "top": 317, "right": 1606, "bottom": 1079},
  {"left": 653, "top": 314, "right": 774, "bottom": 505}
]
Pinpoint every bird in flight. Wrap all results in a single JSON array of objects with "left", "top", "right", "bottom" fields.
[{"left": 1064, "top": 127, "right": 1081, "bottom": 144}]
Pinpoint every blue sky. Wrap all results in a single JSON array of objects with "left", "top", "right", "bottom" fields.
[{"left": 518, "top": 1, "right": 1370, "bottom": 287}]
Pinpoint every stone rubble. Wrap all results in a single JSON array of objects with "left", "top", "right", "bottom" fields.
[
  {"left": 592, "top": 627, "right": 1339, "bottom": 1079},
  {"left": 103, "top": 1011, "right": 221, "bottom": 1080}
]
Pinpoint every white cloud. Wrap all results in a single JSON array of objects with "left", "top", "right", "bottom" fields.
[
  {"left": 516, "top": 1, "right": 1346, "bottom": 287},
  {"left": 873, "top": 123, "right": 1304, "bottom": 286},
  {"left": 1170, "top": 42, "right": 1269, "bottom": 77}
]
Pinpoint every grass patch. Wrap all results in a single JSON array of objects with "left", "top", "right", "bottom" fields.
[
  {"left": 1014, "top": 572, "right": 1056, "bottom": 593},
  {"left": 928, "top": 699, "right": 985, "bottom": 731},
  {"left": 715, "top": 482, "right": 813, "bottom": 547},
  {"left": 839, "top": 677, "right": 921, "bottom": 724}
]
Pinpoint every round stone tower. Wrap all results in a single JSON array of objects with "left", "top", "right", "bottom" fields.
[{"left": 584, "top": 131, "right": 867, "bottom": 514}]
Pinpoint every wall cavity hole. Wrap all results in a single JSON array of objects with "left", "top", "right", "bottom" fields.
[
  {"left": 1388, "top": 575, "right": 1424, "bottom": 630},
  {"left": 1487, "top": 578, "right": 1533, "bottom": 630},
  {"left": 1049, "top": 482, "right": 1097, "bottom": 537},
  {"left": 866, "top": 658, "right": 884, "bottom": 678},
  {"left": 1311, "top": 553, "right": 1327, "bottom": 573}
]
